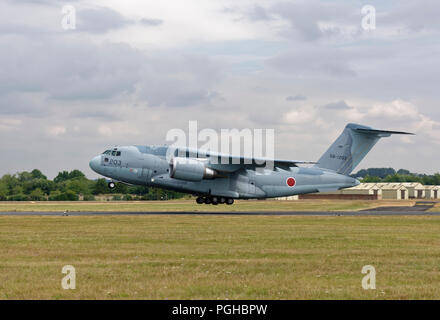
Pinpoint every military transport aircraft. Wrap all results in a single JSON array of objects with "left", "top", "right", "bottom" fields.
[{"left": 89, "top": 123, "right": 412, "bottom": 205}]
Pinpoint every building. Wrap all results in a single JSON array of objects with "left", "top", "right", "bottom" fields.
[
  {"left": 375, "top": 183, "right": 409, "bottom": 200},
  {"left": 401, "top": 182, "right": 426, "bottom": 198},
  {"left": 276, "top": 195, "right": 299, "bottom": 200},
  {"left": 298, "top": 183, "right": 382, "bottom": 200},
  {"left": 278, "top": 182, "right": 436, "bottom": 201},
  {"left": 340, "top": 183, "right": 383, "bottom": 199},
  {"left": 425, "top": 186, "right": 440, "bottom": 199}
]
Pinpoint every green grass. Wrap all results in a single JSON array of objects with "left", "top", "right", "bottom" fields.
[
  {"left": 0, "top": 199, "right": 416, "bottom": 212},
  {"left": 0, "top": 215, "right": 439, "bottom": 299}
]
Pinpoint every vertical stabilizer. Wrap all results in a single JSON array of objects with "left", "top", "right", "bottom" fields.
[{"left": 314, "top": 123, "right": 413, "bottom": 175}]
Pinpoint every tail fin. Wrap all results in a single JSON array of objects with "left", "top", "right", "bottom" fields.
[{"left": 315, "top": 123, "right": 413, "bottom": 175}]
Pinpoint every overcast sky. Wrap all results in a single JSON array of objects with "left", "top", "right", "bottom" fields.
[{"left": 1, "top": 0, "right": 439, "bottom": 178}]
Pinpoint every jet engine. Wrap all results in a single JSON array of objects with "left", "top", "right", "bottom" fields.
[{"left": 169, "top": 157, "right": 218, "bottom": 181}]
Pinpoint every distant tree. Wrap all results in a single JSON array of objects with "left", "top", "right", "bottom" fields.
[
  {"left": 127, "top": 185, "right": 149, "bottom": 195},
  {"left": 353, "top": 168, "right": 396, "bottom": 179},
  {"left": 31, "top": 169, "right": 47, "bottom": 180},
  {"left": 49, "top": 190, "right": 78, "bottom": 201},
  {"left": 82, "top": 194, "right": 96, "bottom": 201},
  {"left": 123, "top": 194, "right": 133, "bottom": 201},
  {"left": 0, "top": 174, "right": 19, "bottom": 195},
  {"left": 63, "top": 190, "right": 78, "bottom": 201},
  {"left": 65, "top": 179, "right": 92, "bottom": 195},
  {"left": 17, "top": 171, "right": 33, "bottom": 182},
  {"left": 68, "top": 170, "right": 86, "bottom": 180},
  {"left": 383, "top": 174, "right": 421, "bottom": 183},
  {"left": 30, "top": 188, "right": 46, "bottom": 201},
  {"left": 11, "top": 185, "right": 24, "bottom": 196},
  {"left": 0, "top": 182, "right": 7, "bottom": 200},
  {"left": 54, "top": 171, "right": 70, "bottom": 183},
  {"left": 92, "top": 179, "right": 108, "bottom": 195},
  {"left": 8, "top": 193, "right": 30, "bottom": 201},
  {"left": 114, "top": 183, "right": 128, "bottom": 194},
  {"left": 361, "top": 175, "right": 382, "bottom": 183},
  {"left": 22, "top": 178, "right": 55, "bottom": 195}
]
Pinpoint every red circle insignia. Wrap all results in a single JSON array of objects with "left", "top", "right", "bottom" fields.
[{"left": 286, "top": 177, "right": 296, "bottom": 187}]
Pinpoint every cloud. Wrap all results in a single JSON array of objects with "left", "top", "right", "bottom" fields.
[
  {"left": 286, "top": 95, "right": 307, "bottom": 101},
  {"left": 139, "top": 18, "right": 163, "bottom": 26},
  {"left": 267, "top": 48, "right": 357, "bottom": 77},
  {"left": 247, "top": 5, "right": 273, "bottom": 22},
  {"left": 0, "top": 118, "right": 22, "bottom": 131},
  {"left": 323, "top": 100, "right": 352, "bottom": 110},
  {"left": 366, "top": 100, "right": 419, "bottom": 120},
  {"left": 76, "top": 7, "right": 134, "bottom": 33},
  {"left": 380, "top": 0, "right": 440, "bottom": 34},
  {"left": 135, "top": 54, "right": 224, "bottom": 107},
  {"left": 284, "top": 107, "right": 316, "bottom": 124},
  {"left": 268, "top": 1, "right": 359, "bottom": 41},
  {"left": 47, "top": 125, "right": 66, "bottom": 136},
  {"left": 0, "top": 36, "right": 144, "bottom": 101}
]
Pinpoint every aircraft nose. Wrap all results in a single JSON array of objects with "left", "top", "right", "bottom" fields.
[{"left": 89, "top": 156, "right": 101, "bottom": 172}]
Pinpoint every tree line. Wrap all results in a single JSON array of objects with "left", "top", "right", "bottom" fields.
[
  {"left": 0, "top": 169, "right": 186, "bottom": 201},
  {"left": 352, "top": 168, "right": 440, "bottom": 185}
]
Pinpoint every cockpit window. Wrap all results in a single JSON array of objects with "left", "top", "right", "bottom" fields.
[{"left": 102, "top": 150, "right": 121, "bottom": 156}]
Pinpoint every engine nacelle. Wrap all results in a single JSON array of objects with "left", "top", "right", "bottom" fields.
[{"left": 169, "top": 157, "right": 218, "bottom": 181}]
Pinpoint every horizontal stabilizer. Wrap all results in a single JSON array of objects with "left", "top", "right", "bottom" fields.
[{"left": 353, "top": 128, "right": 414, "bottom": 137}]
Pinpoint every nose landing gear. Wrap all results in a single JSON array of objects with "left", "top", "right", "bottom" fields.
[
  {"left": 108, "top": 181, "right": 116, "bottom": 189},
  {"left": 195, "top": 196, "right": 234, "bottom": 205}
]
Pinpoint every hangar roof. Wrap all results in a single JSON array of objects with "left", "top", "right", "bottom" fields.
[
  {"left": 375, "top": 183, "right": 408, "bottom": 190},
  {"left": 350, "top": 183, "right": 381, "bottom": 190}
]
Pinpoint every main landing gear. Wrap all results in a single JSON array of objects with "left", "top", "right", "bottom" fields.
[
  {"left": 108, "top": 181, "right": 116, "bottom": 189},
  {"left": 196, "top": 196, "right": 234, "bottom": 205}
]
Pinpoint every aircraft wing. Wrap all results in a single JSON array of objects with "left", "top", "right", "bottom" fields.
[{"left": 172, "top": 147, "right": 316, "bottom": 172}]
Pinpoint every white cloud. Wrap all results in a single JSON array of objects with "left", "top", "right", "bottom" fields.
[
  {"left": 0, "top": 118, "right": 22, "bottom": 131},
  {"left": 47, "top": 126, "right": 66, "bottom": 136},
  {"left": 97, "top": 126, "right": 110, "bottom": 136},
  {"left": 367, "top": 100, "right": 419, "bottom": 119},
  {"left": 284, "top": 107, "right": 316, "bottom": 124}
]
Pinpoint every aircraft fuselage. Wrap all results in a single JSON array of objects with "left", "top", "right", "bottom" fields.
[{"left": 89, "top": 145, "right": 359, "bottom": 202}]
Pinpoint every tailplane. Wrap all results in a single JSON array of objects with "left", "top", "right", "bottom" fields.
[{"left": 314, "top": 123, "right": 413, "bottom": 175}]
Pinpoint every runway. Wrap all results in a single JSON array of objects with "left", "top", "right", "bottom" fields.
[{"left": 0, "top": 210, "right": 439, "bottom": 216}]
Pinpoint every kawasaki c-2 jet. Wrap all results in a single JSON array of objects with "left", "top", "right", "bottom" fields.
[{"left": 89, "top": 123, "right": 412, "bottom": 205}]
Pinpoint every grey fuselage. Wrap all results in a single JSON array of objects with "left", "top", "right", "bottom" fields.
[{"left": 89, "top": 145, "right": 359, "bottom": 199}]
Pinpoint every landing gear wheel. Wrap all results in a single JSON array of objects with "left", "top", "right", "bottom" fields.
[
  {"left": 204, "top": 197, "right": 212, "bottom": 205},
  {"left": 196, "top": 197, "right": 204, "bottom": 204},
  {"left": 219, "top": 197, "right": 226, "bottom": 204},
  {"left": 108, "top": 182, "right": 116, "bottom": 189},
  {"left": 226, "top": 198, "right": 234, "bottom": 205},
  {"left": 211, "top": 197, "right": 219, "bottom": 205}
]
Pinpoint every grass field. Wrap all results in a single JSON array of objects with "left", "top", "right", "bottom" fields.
[
  {"left": 0, "top": 214, "right": 439, "bottom": 299},
  {"left": 0, "top": 199, "right": 418, "bottom": 212}
]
